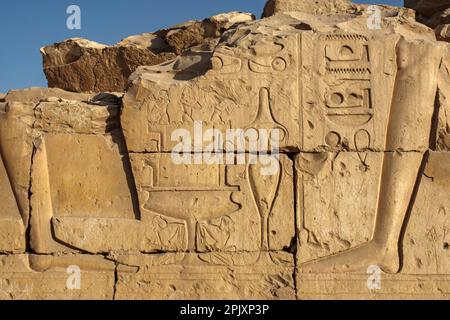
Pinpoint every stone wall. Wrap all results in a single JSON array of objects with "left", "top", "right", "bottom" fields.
[{"left": 0, "top": 1, "right": 450, "bottom": 299}]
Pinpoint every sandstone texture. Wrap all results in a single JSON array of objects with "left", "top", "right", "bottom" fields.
[{"left": 0, "top": 1, "right": 450, "bottom": 300}]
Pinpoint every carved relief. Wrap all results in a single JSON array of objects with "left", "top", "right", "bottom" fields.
[
  {"left": 301, "top": 32, "right": 396, "bottom": 151},
  {"left": 0, "top": 4, "right": 449, "bottom": 300}
]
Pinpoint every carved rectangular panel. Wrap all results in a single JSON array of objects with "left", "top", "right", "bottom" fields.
[
  {"left": 300, "top": 33, "right": 397, "bottom": 151},
  {"left": 122, "top": 35, "right": 300, "bottom": 152},
  {"left": 52, "top": 154, "right": 295, "bottom": 253}
]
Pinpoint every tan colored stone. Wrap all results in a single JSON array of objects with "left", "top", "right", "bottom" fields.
[
  {"left": 0, "top": 100, "right": 35, "bottom": 225},
  {"left": 123, "top": 9, "right": 441, "bottom": 153},
  {"left": 4, "top": 87, "right": 93, "bottom": 104},
  {"left": 41, "top": 12, "right": 254, "bottom": 93},
  {"left": 51, "top": 154, "right": 294, "bottom": 253},
  {"left": 30, "top": 132, "right": 138, "bottom": 253},
  {"left": 295, "top": 151, "right": 450, "bottom": 299},
  {"left": 1, "top": 1, "right": 450, "bottom": 301},
  {"left": 156, "top": 12, "right": 254, "bottom": 55},
  {"left": 0, "top": 155, "right": 26, "bottom": 253},
  {"left": 402, "top": 152, "right": 450, "bottom": 275},
  {"left": 437, "top": 48, "right": 450, "bottom": 150},
  {"left": 263, "top": 0, "right": 352, "bottom": 17},
  {"left": 114, "top": 252, "right": 295, "bottom": 300},
  {"left": 298, "top": 273, "right": 450, "bottom": 300},
  {"left": 405, "top": 0, "right": 450, "bottom": 19},
  {"left": 436, "top": 24, "right": 450, "bottom": 41},
  {"left": 0, "top": 255, "right": 115, "bottom": 300},
  {"left": 295, "top": 152, "right": 380, "bottom": 265}
]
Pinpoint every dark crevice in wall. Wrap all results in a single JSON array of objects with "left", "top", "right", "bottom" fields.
[
  {"left": 289, "top": 154, "right": 299, "bottom": 299},
  {"left": 429, "top": 88, "right": 441, "bottom": 151},
  {"left": 398, "top": 150, "right": 430, "bottom": 273},
  {"left": 25, "top": 145, "right": 37, "bottom": 253}
]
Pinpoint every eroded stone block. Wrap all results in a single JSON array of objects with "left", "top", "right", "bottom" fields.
[
  {"left": 402, "top": 152, "right": 450, "bottom": 275},
  {"left": 114, "top": 252, "right": 295, "bottom": 300},
  {"left": 296, "top": 151, "right": 450, "bottom": 299},
  {"left": 51, "top": 154, "right": 295, "bottom": 254},
  {"left": 436, "top": 49, "right": 450, "bottom": 151},
  {"left": 0, "top": 155, "right": 25, "bottom": 253},
  {"left": 295, "top": 152, "right": 380, "bottom": 264},
  {"left": 0, "top": 255, "right": 115, "bottom": 300}
]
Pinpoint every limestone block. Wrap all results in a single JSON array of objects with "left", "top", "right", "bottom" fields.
[
  {"left": 437, "top": 48, "right": 450, "bottom": 150},
  {"left": 402, "top": 152, "right": 450, "bottom": 275},
  {"left": 295, "top": 151, "right": 450, "bottom": 299},
  {"left": 4, "top": 87, "right": 93, "bottom": 104},
  {"left": 0, "top": 255, "right": 115, "bottom": 300},
  {"left": 155, "top": 12, "right": 255, "bottom": 55},
  {"left": 0, "top": 89, "right": 103, "bottom": 226},
  {"left": 295, "top": 152, "right": 380, "bottom": 265},
  {"left": 51, "top": 154, "right": 295, "bottom": 254},
  {"left": 114, "top": 252, "right": 295, "bottom": 300},
  {"left": 26, "top": 97, "right": 138, "bottom": 253},
  {"left": 124, "top": 14, "right": 442, "bottom": 153},
  {"left": 0, "top": 100, "right": 35, "bottom": 224},
  {"left": 298, "top": 273, "right": 450, "bottom": 300},
  {"left": 30, "top": 132, "right": 138, "bottom": 253},
  {"left": 122, "top": 32, "right": 300, "bottom": 153},
  {"left": 0, "top": 155, "right": 26, "bottom": 253}
]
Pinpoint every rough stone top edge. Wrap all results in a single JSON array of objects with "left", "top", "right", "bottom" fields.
[
  {"left": 4, "top": 87, "right": 124, "bottom": 105},
  {"left": 40, "top": 11, "right": 256, "bottom": 52}
]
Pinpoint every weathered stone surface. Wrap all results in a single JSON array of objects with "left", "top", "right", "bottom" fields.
[
  {"left": 51, "top": 154, "right": 294, "bottom": 254},
  {"left": 263, "top": 0, "right": 352, "bottom": 17},
  {"left": 405, "top": 0, "right": 450, "bottom": 21},
  {"left": 405, "top": 0, "right": 450, "bottom": 39},
  {"left": 436, "top": 23, "right": 450, "bottom": 41},
  {"left": 0, "top": 255, "right": 115, "bottom": 300},
  {"left": 1, "top": 0, "right": 450, "bottom": 300},
  {"left": 296, "top": 152, "right": 450, "bottom": 299},
  {"left": 4, "top": 87, "right": 94, "bottom": 104},
  {"left": 402, "top": 152, "right": 450, "bottom": 275},
  {"left": 0, "top": 155, "right": 26, "bottom": 253},
  {"left": 156, "top": 12, "right": 255, "bottom": 55},
  {"left": 41, "top": 12, "right": 254, "bottom": 93},
  {"left": 123, "top": 7, "right": 441, "bottom": 153},
  {"left": 437, "top": 48, "right": 450, "bottom": 150},
  {"left": 114, "top": 252, "right": 295, "bottom": 300},
  {"left": 41, "top": 38, "right": 175, "bottom": 93}
]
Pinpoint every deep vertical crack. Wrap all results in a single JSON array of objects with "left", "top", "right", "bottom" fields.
[
  {"left": 25, "top": 145, "right": 36, "bottom": 253},
  {"left": 113, "top": 262, "right": 119, "bottom": 300},
  {"left": 286, "top": 152, "right": 300, "bottom": 300}
]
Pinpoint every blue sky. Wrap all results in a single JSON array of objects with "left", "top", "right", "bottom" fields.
[{"left": 0, "top": 0, "right": 403, "bottom": 93}]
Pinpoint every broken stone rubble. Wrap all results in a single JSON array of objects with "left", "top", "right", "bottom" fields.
[{"left": 41, "top": 12, "right": 255, "bottom": 92}]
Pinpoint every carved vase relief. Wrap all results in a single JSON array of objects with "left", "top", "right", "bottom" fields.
[{"left": 0, "top": 2, "right": 449, "bottom": 299}]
